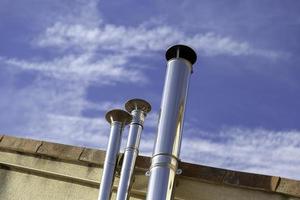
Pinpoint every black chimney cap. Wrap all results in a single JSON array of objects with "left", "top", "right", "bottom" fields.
[{"left": 165, "top": 44, "right": 197, "bottom": 65}]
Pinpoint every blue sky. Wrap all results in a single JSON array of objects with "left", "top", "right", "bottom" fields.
[{"left": 1, "top": 0, "right": 300, "bottom": 179}]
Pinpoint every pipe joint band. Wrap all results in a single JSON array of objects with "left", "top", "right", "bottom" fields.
[
  {"left": 149, "top": 153, "right": 179, "bottom": 172},
  {"left": 124, "top": 146, "right": 139, "bottom": 154},
  {"left": 130, "top": 122, "right": 144, "bottom": 129}
]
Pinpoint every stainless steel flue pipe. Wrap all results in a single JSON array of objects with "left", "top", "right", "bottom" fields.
[
  {"left": 116, "top": 99, "right": 151, "bottom": 200},
  {"left": 98, "top": 109, "right": 132, "bottom": 200},
  {"left": 146, "top": 45, "right": 197, "bottom": 200}
]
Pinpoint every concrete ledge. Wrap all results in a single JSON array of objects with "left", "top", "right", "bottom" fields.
[
  {"left": 37, "top": 141, "right": 84, "bottom": 161},
  {"left": 0, "top": 135, "right": 42, "bottom": 154},
  {"left": 276, "top": 178, "right": 300, "bottom": 197},
  {"left": 135, "top": 156, "right": 151, "bottom": 170},
  {"left": 179, "top": 162, "right": 226, "bottom": 184},
  {"left": 79, "top": 148, "right": 106, "bottom": 165},
  {"left": 223, "top": 171, "right": 279, "bottom": 192}
]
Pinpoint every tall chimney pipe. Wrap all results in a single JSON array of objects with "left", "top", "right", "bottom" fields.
[
  {"left": 98, "top": 109, "right": 132, "bottom": 200},
  {"left": 116, "top": 99, "right": 151, "bottom": 200},
  {"left": 146, "top": 44, "right": 197, "bottom": 200}
]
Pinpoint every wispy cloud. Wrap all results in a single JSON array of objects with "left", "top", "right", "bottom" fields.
[
  {"left": 3, "top": 0, "right": 285, "bottom": 90},
  {"left": 37, "top": 22, "right": 284, "bottom": 59},
  {"left": 28, "top": 113, "right": 109, "bottom": 148},
  {"left": 180, "top": 127, "right": 300, "bottom": 180},
  {"left": 0, "top": 69, "right": 116, "bottom": 148},
  {"left": 5, "top": 52, "right": 145, "bottom": 84}
]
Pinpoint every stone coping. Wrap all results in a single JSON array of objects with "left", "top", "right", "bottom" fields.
[{"left": 0, "top": 134, "right": 299, "bottom": 198}]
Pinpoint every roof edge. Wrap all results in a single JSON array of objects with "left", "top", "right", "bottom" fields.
[{"left": 0, "top": 134, "right": 299, "bottom": 197}]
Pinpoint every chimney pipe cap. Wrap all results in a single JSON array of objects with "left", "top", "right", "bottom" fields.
[
  {"left": 166, "top": 44, "right": 197, "bottom": 65},
  {"left": 125, "top": 98, "right": 151, "bottom": 114},
  {"left": 105, "top": 109, "right": 132, "bottom": 125}
]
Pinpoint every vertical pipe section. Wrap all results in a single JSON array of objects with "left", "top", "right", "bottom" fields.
[
  {"left": 116, "top": 99, "right": 151, "bottom": 200},
  {"left": 98, "top": 109, "right": 132, "bottom": 200},
  {"left": 146, "top": 45, "right": 197, "bottom": 200}
]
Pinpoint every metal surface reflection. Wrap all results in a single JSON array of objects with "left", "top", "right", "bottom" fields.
[
  {"left": 97, "top": 109, "right": 131, "bottom": 200},
  {"left": 116, "top": 99, "right": 151, "bottom": 200},
  {"left": 146, "top": 45, "right": 197, "bottom": 200}
]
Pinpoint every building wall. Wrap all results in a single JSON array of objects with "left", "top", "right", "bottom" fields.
[{"left": 1, "top": 150, "right": 298, "bottom": 200}]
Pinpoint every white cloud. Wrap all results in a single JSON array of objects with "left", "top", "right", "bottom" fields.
[
  {"left": 186, "top": 33, "right": 285, "bottom": 58},
  {"left": 3, "top": 0, "right": 285, "bottom": 94},
  {"left": 0, "top": 70, "right": 116, "bottom": 149},
  {"left": 5, "top": 53, "right": 145, "bottom": 84},
  {"left": 45, "top": 0, "right": 102, "bottom": 28},
  {"left": 180, "top": 127, "right": 300, "bottom": 180},
  {"left": 28, "top": 113, "right": 109, "bottom": 148},
  {"left": 36, "top": 22, "right": 284, "bottom": 59}
]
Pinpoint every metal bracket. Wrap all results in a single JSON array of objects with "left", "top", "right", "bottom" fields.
[
  {"left": 145, "top": 170, "right": 151, "bottom": 177},
  {"left": 176, "top": 168, "right": 182, "bottom": 175},
  {"left": 175, "top": 160, "right": 183, "bottom": 187}
]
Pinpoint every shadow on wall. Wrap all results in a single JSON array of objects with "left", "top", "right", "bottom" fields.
[{"left": 0, "top": 165, "right": 10, "bottom": 196}]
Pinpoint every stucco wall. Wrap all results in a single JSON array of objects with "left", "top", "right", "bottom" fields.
[
  {"left": 0, "top": 150, "right": 298, "bottom": 200},
  {"left": 0, "top": 150, "right": 144, "bottom": 200}
]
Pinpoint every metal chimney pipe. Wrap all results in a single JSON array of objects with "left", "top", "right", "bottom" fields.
[
  {"left": 146, "top": 44, "right": 197, "bottom": 200},
  {"left": 98, "top": 109, "right": 132, "bottom": 200},
  {"left": 116, "top": 99, "right": 151, "bottom": 200}
]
